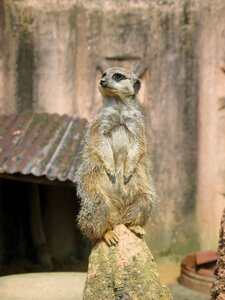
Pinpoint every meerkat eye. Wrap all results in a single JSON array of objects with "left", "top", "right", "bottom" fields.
[
  {"left": 112, "top": 73, "right": 126, "bottom": 82},
  {"left": 102, "top": 72, "right": 106, "bottom": 78}
]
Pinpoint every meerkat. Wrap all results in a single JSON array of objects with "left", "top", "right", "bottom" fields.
[{"left": 75, "top": 67, "right": 155, "bottom": 246}]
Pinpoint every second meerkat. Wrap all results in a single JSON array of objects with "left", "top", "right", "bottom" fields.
[{"left": 75, "top": 67, "right": 155, "bottom": 246}]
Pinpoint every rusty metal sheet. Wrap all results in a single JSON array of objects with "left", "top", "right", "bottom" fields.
[
  {"left": 0, "top": 112, "right": 87, "bottom": 183},
  {"left": 196, "top": 250, "right": 218, "bottom": 266}
]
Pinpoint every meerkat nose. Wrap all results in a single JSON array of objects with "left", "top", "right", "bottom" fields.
[{"left": 100, "top": 79, "right": 107, "bottom": 87}]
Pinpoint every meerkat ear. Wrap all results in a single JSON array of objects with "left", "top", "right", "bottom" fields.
[{"left": 133, "top": 79, "right": 141, "bottom": 94}]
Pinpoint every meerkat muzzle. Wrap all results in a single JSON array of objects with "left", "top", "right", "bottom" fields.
[{"left": 99, "top": 79, "right": 107, "bottom": 87}]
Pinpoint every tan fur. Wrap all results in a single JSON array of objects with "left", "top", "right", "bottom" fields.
[{"left": 75, "top": 67, "right": 155, "bottom": 245}]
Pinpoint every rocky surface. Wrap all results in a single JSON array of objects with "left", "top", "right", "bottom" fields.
[
  {"left": 211, "top": 208, "right": 225, "bottom": 300},
  {"left": 83, "top": 224, "right": 172, "bottom": 300}
]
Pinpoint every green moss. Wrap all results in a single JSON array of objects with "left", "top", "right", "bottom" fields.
[
  {"left": 159, "top": 237, "right": 199, "bottom": 262},
  {"left": 5, "top": 1, "right": 36, "bottom": 112},
  {"left": 84, "top": 235, "right": 173, "bottom": 299}
]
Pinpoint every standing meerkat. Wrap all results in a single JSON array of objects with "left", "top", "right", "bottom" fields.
[{"left": 75, "top": 67, "right": 155, "bottom": 246}]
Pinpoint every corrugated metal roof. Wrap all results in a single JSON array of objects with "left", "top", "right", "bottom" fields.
[{"left": 0, "top": 111, "right": 87, "bottom": 184}]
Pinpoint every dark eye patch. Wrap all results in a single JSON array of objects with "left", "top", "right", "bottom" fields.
[
  {"left": 112, "top": 73, "right": 126, "bottom": 82},
  {"left": 102, "top": 72, "right": 106, "bottom": 78}
]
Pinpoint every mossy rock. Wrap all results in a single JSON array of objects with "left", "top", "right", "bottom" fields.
[{"left": 83, "top": 225, "right": 173, "bottom": 300}]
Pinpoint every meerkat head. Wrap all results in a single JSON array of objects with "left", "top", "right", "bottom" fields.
[{"left": 99, "top": 67, "right": 141, "bottom": 100}]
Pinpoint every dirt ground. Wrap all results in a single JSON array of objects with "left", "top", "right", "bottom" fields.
[
  {"left": 158, "top": 260, "right": 209, "bottom": 300},
  {"left": 0, "top": 261, "right": 210, "bottom": 300}
]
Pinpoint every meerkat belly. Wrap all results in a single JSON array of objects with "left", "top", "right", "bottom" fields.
[{"left": 109, "top": 126, "right": 131, "bottom": 171}]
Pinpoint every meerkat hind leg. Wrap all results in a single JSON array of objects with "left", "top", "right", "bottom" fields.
[
  {"left": 128, "top": 225, "right": 145, "bottom": 238},
  {"left": 103, "top": 230, "right": 119, "bottom": 247}
]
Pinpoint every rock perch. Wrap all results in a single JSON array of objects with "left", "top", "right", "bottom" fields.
[{"left": 83, "top": 224, "right": 172, "bottom": 300}]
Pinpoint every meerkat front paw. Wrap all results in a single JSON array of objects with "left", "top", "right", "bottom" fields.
[
  {"left": 128, "top": 225, "right": 145, "bottom": 238},
  {"left": 105, "top": 169, "right": 116, "bottom": 183},
  {"left": 103, "top": 230, "right": 119, "bottom": 246}
]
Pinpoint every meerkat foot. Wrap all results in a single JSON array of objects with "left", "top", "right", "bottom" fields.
[
  {"left": 128, "top": 225, "right": 145, "bottom": 238},
  {"left": 103, "top": 230, "right": 119, "bottom": 247}
]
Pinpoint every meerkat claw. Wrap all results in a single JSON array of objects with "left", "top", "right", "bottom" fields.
[
  {"left": 124, "top": 174, "right": 132, "bottom": 185},
  {"left": 128, "top": 225, "right": 145, "bottom": 238},
  {"left": 105, "top": 170, "right": 116, "bottom": 183},
  {"left": 104, "top": 230, "right": 119, "bottom": 247}
]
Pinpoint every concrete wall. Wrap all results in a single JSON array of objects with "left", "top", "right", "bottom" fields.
[
  {"left": 197, "top": 1, "right": 225, "bottom": 250},
  {"left": 0, "top": 0, "right": 225, "bottom": 257}
]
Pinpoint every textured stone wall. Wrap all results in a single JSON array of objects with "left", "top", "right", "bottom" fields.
[
  {"left": 0, "top": 182, "right": 3, "bottom": 271},
  {"left": 211, "top": 208, "right": 225, "bottom": 299},
  {"left": 0, "top": 0, "right": 224, "bottom": 255}
]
